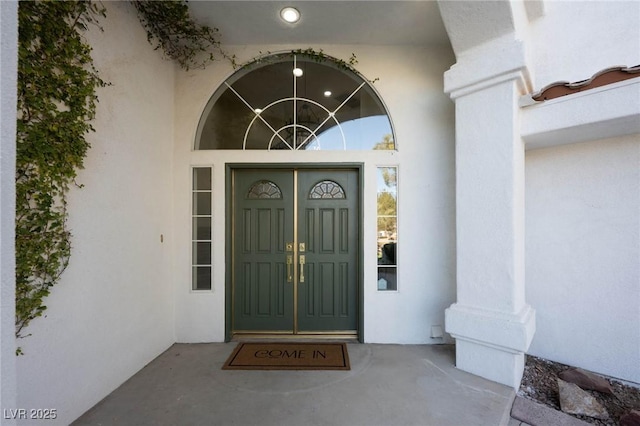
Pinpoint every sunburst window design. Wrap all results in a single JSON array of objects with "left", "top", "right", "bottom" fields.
[
  {"left": 309, "top": 180, "right": 345, "bottom": 199},
  {"left": 195, "top": 52, "right": 395, "bottom": 151},
  {"left": 247, "top": 180, "right": 283, "bottom": 199}
]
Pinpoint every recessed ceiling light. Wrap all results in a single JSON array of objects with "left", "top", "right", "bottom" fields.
[
  {"left": 293, "top": 68, "right": 303, "bottom": 77},
  {"left": 323, "top": 91, "right": 332, "bottom": 97},
  {"left": 280, "top": 7, "right": 300, "bottom": 24}
]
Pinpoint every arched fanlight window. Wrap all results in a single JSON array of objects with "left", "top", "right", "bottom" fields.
[
  {"left": 309, "top": 180, "right": 345, "bottom": 199},
  {"left": 247, "top": 180, "right": 282, "bottom": 199},
  {"left": 195, "top": 52, "right": 395, "bottom": 150}
]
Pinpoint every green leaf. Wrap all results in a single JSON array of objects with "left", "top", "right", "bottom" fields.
[{"left": 15, "top": 0, "right": 106, "bottom": 348}]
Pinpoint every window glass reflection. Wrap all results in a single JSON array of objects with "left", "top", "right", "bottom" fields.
[
  {"left": 193, "top": 167, "right": 212, "bottom": 190},
  {"left": 378, "top": 268, "right": 397, "bottom": 291},
  {"left": 196, "top": 53, "right": 395, "bottom": 151},
  {"left": 377, "top": 166, "right": 398, "bottom": 291},
  {"left": 193, "top": 192, "right": 212, "bottom": 216},
  {"left": 193, "top": 266, "right": 212, "bottom": 291},
  {"left": 192, "top": 167, "right": 212, "bottom": 291},
  {"left": 193, "top": 217, "right": 212, "bottom": 240}
]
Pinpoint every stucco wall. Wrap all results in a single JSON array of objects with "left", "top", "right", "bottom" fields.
[
  {"left": 173, "top": 45, "right": 456, "bottom": 344},
  {"left": 525, "top": 134, "right": 640, "bottom": 383},
  {"left": 521, "top": 1, "right": 640, "bottom": 384},
  {"left": 528, "top": 1, "right": 640, "bottom": 88},
  {"left": 1, "top": 1, "right": 18, "bottom": 421},
  {"left": 16, "top": 3, "right": 176, "bottom": 424}
]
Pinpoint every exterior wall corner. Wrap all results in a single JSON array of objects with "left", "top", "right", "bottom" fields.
[{"left": 0, "top": 0, "right": 18, "bottom": 420}]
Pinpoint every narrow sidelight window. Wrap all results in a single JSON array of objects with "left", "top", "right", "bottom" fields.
[
  {"left": 377, "top": 166, "right": 397, "bottom": 291},
  {"left": 192, "top": 167, "right": 212, "bottom": 290}
]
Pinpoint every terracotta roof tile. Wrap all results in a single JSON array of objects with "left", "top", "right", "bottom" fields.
[{"left": 532, "top": 65, "right": 640, "bottom": 102}]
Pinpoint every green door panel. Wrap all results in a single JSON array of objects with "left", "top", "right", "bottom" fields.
[
  {"left": 233, "top": 169, "right": 294, "bottom": 331},
  {"left": 296, "top": 170, "right": 359, "bottom": 332},
  {"left": 232, "top": 168, "right": 358, "bottom": 334}
]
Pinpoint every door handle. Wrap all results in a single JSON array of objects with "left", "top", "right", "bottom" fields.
[
  {"left": 286, "top": 255, "right": 293, "bottom": 283},
  {"left": 299, "top": 255, "right": 305, "bottom": 283}
]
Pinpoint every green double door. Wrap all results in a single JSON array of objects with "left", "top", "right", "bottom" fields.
[{"left": 232, "top": 168, "right": 359, "bottom": 335}]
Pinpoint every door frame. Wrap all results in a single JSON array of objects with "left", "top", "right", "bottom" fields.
[{"left": 225, "top": 163, "right": 365, "bottom": 342}]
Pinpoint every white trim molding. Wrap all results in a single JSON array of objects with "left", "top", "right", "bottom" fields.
[
  {"left": 446, "top": 304, "right": 536, "bottom": 353},
  {"left": 521, "top": 78, "right": 640, "bottom": 150},
  {"left": 446, "top": 303, "right": 536, "bottom": 389},
  {"left": 444, "top": 36, "right": 532, "bottom": 100}
]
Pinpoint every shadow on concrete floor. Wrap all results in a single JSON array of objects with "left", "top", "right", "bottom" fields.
[{"left": 73, "top": 343, "right": 515, "bottom": 426}]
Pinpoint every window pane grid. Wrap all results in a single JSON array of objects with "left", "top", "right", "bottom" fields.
[
  {"left": 377, "top": 166, "right": 398, "bottom": 291},
  {"left": 192, "top": 167, "right": 212, "bottom": 291},
  {"left": 196, "top": 54, "right": 395, "bottom": 151}
]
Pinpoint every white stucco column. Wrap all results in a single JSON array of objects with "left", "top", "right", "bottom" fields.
[
  {"left": 443, "top": 36, "right": 536, "bottom": 389},
  {"left": 1, "top": 0, "right": 18, "bottom": 419}
]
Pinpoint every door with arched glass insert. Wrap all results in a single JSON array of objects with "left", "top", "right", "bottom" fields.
[{"left": 232, "top": 168, "right": 359, "bottom": 336}]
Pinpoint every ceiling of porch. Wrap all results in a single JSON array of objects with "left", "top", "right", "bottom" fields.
[{"left": 188, "top": 1, "right": 452, "bottom": 48}]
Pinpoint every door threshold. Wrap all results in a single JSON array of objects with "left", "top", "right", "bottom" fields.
[{"left": 232, "top": 332, "right": 358, "bottom": 343}]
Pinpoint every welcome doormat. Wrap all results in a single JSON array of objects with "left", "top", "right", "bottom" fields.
[{"left": 222, "top": 342, "right": 350, "bottom": 370}]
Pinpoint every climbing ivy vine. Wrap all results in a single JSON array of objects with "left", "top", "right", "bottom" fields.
[
  {"left": 245, "top": 48, "right": 357, "bottom": 70},
  {"left": 241, "top": 48, "right": 376, "bottom": 83},
  {"left": 15, "top": 0, "right": 369, "bottom": 351},
  {"left": 132, "top": 0, "right": 236, "bottom": 70},
  {"left": 15, "top": 1, "right": 107, "bottom": 347},
  {"left": 15, "top": 0, "right": 235, "bottom": 351}
]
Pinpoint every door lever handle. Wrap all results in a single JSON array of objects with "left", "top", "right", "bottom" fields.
[
  {"left": 299, "top": 255, "right": 306, "bottom": 283},
  {"left": 286, "top": 255, "right": 293, "bottom": 283}
]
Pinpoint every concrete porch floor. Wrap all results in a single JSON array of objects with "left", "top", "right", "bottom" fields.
[{"left": 73, "top": 343, "right": 518, "bottom": 426}]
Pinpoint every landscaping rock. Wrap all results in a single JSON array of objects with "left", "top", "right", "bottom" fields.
[
  {"left": 620, "top": 410, "right": 640, "bottom": 426},
  {"left": 559, "top": 368, "right": 614, "bottom": 395},
  {"left": 520, "top": 355, "right": 640, "bottom": 425},
  {"left": 558, "top": 379, "right": 610, "bottom": 420},
  {"left": 512, "top": 396, "right": 591, "bottom": 426}
]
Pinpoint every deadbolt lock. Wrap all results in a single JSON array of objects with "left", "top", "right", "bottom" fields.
[{"left": 286, "top": 242, "right": 293, "bottom": 252}]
